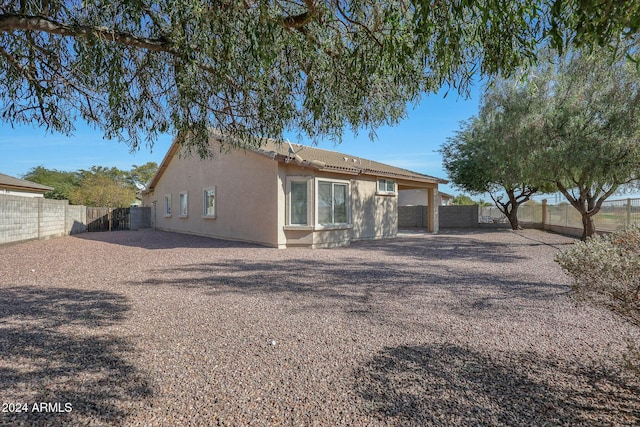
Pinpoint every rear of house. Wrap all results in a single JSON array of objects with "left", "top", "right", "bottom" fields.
[{"left": 142, "top": 134, "right": 446, "bottom": 248}]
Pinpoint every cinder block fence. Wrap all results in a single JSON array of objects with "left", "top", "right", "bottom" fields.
[
  {"left": 0, "top": 194, "right": 151, "bottom": 246},
  {"left": 0, "top": 195, "right": 87, "bottom": 245}
]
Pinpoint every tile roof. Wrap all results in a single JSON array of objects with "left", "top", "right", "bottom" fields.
[
  {"left": 253, "top": 140, "right": 447, "bottom": 184},
  {"left": 0, "top": 172, "right": 53, "bottom": 193}
]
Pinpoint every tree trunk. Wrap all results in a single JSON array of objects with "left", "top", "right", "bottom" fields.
[
  {"left": 506, "top": 207, "right": 521, "bottom": 230},
  {"left": 581, "top": 213, "right": 596, "bottom": 240}
]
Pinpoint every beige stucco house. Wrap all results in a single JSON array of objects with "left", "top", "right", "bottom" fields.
[
  {"left": 0, "top": 172, "right": 53, "bottom": 198},
  {"left": 142, "top": 134, "right": 446, "bottom": 248}
]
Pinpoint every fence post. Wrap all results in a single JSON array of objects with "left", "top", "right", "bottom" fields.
[
  {"left": 37, "top": 197, "right": 42, "bottom": 240},
  {"left": 108, "top": 208, "right": 112, "bottom": 232},
  {"left": 542, "top": 199, "right": 547, "bottom": 230},
  {"left": 627, "top": 198, "right": 632, "bottom": 228}
]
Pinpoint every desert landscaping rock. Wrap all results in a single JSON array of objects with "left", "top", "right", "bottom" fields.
[{"left": 0, "top": 229, "right": 638, "bottom": 426}]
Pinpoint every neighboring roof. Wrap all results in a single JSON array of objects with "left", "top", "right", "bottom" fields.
[
  {"left": 145, "top": 133, "right": 447, "bottom": 192},
  {"left": 0, "top": 172, "right": 53, "bottom": 193},
  {"left": 439, "top": 191, "right": 454, "bottom": 199}
]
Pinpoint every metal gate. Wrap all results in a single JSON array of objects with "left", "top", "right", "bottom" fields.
[{"left": 86, "top": 207, "right": 130, "bottom": 232}]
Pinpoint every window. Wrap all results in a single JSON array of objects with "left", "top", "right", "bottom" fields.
[
  {"left": 203, "top": 187, "right": 216, "bottom": 218},
  {"left": 179, "top": 192, "right": 188, "bottom": 217},
  {"left": 164, "top": 194, "right": 172, "bottom": 216},
  {"left": 290, "top": 181, "right": 308, "bottom": 225},
  {"left": 317, "top": 181, "right": 349, "bottom": 225},
  {"left": 378, "top": 178, "right": 396, "bottom": 194}
]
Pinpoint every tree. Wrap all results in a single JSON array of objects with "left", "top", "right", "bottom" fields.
[
  {"left": 451, "top": 195, "right": 475, "bottom": 206},
  {"left": 2, "top": 1, "right": 640, "bottom": 154},
  {"left": 441, "top": 81, "right": 553, "bottom": 230},
  {"left": 69, "top": 166, "right": 137, "bottom": 207},
  {"left": 22, "top": 164, "right": 157, "bottom": 204},
  {"left": 22, "top": 165, "right": 81, "bottom": 200},
  {"left": 127, "top": 162, "right": 158, "bottom": 190},
  {"left": 529, "top": 50, "right": 640, "bottom": 239}
]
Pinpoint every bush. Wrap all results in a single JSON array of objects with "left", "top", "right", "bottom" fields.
[
  {"left": 556, "top": 227, "right": 640, "bottom": 327},
  {"left": 556, "top": 228, "right": 640, "bottom": 373}
]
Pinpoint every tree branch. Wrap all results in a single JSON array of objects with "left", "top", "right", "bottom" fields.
[
  {"left": 0, "top": 14, "right": 175, "bottom": 53},
  {"left": 280, "top": 0, "right": 317, "bottom": 29}
]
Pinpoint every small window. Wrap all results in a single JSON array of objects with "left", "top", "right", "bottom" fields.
[
  {"left": 179, "top": 192, "right": 188, "bottom": 217},
  {"left": 203, "top": 187, "right": 216, "bottom": 217},
  {"left": 164, "top": 194, "right": 172, "bottom": 216},
  {"left": 378, "top": 179, "right": 396, "bottom": 194}
]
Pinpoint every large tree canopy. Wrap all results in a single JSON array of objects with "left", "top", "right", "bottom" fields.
[
  {"left": 2, "top": 1, "right": 640, "bottom": 154},
  {"left": 444, "top": 47, "right": 640, "bottom": 239},
  {"left": 23, "top": 163, "right": 158, "bottom": 206},
  {"left": 530, "top": 50, "right": 640, "bottom": 239},
  {"left": 441, "top": 79, "right": 555, "bottom": 230}
]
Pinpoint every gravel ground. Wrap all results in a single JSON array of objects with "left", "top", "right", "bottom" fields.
[{"left": 0, "top": 229, "right": 638, "bottom": 426}]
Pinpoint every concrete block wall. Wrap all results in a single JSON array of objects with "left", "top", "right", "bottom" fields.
[
  {"left": 438, "top": 205, "right": 479, "bottom": 228},
  {"left": 130, "top": 206, "right": 152, "bottom": 230},
  {"left": 398, "top": 205, "right": 428, "bottom": 228},
  {"left": 0, "top": 194, "right": 88, "bottom": 245},
  {"left": 0, "top": 195, "right": 39, "bottom": 244},
  {"left": 39, "top": 199, "right": 68, "bottom": 239},
  {"left": 65, "top": 205, "right": 87, "bottom": 234}
]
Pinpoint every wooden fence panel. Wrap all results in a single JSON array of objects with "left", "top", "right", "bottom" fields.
[{"left": 86, "top": 207, "right": 130, "bottom": 232}]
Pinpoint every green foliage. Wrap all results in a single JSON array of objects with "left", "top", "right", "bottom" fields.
[
  {"left": 556, "top": 227, "right": 640, "bottom": 372},
  {"left": 1, "top": 1, "right": 640, "bottom": 153},
  {"left": 444, "top": 46, "right": 640, "bottom": 237},
  {"left": 22, "top": 163, "right": 157, "bottom": 206},
  {"left": 22, "top": 166, "right": 81, "bottom": 200},
  {"left": 441, "top": 79, "right": 554, "bottom": 229},
  {"left": 70, "top": 166, "right": 137, "bottom": 207},
  {"left": 556, "top": 227, "right": 640, "bottom": 327},
  {"left": 452, "top": 195, "right": 475, "bottom": 206},
  {"left": 527, "top": 49, "right": 640, "bottom": 239},
  {"left": 127, "top": 162, "right": 158, "bottom": 190}
]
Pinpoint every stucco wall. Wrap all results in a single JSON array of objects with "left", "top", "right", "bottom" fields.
[
  {"left": 398, "top": 189, "right": 429, "bottom": 206},
  {"left": 0, "top": 189, "right": 45, "bottom": 198},
  {"left": 143, "top": 147, "right": 280, "bottom": 247}
]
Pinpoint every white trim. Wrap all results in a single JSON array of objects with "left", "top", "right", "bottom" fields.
[
  {"left": 286, "top": 176, "right": 312, "bottom": 226},
  {"left": 315, "top": 177, "right": 351, "bottom": 226},
  {"left": 164, "top": 193, "right": 172, "bottom": 217},
  {"left": 179, "top": 191, "right": 188, "bottom": 217},
  {"left": 203, "top": 186, "right": 216, "bottom": 218},
  {"left": 377, "top": 178, "right": 397, "bottom": 196}
]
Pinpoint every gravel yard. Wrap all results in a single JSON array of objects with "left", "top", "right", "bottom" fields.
[{"left": 1, "top": 229, "right": 639, "bottom": 426}]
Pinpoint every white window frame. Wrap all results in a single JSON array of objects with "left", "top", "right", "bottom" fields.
[
  {"left": 179, "top": 191, "right": 188, "bottom": 217},
  {"left": 164, "top": 193, "right": 172, "bottom": 217},
  {"left": 285, "top": 177, "right": 312, "bottom": 227},
  {"left": 315, "top": 178, "right": 351, "bottom": 227},
  {"left": 203, "top": 187, "right": 216, "bottom": 218},
  {"left": 377, "top": 178, "right": 396, "bottom": 195}
]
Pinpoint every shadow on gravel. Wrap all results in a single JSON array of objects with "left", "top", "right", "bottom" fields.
[
  {"left": 350, "top": 234, "right": 530, "bottom": 264},
  {"left": 354, "top": 344, "right": 640, "bottom": 426},
  {"left": 72, "top": 229, "right": 264, "bottom": 250},
  {"left": 0, "top": 286, "right": 152, "bottom": 426},
  {"left": 130, "top": 258, "right": 568, "bottom": 318}
]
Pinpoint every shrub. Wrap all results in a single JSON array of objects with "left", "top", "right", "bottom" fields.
[
  {"left": 556, "top": 227, "right": 640, "bottom": 327},
  {"left": 556, "top": 227, "right": 640, "bottom": 372}
]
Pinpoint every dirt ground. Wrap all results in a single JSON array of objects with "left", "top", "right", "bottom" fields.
[{"left": 0, "top": 229, "right": 638, "bottom": 426}]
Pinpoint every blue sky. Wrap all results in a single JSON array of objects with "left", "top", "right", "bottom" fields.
[{"left": 0, "top": 87, "right": 482, "bottom": 196}]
